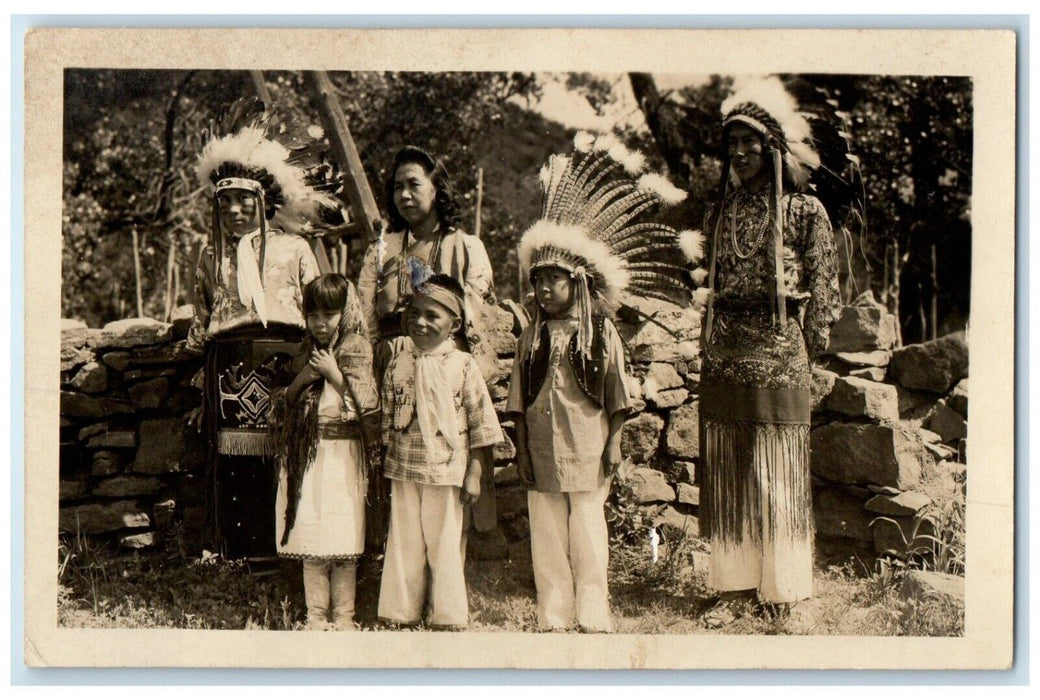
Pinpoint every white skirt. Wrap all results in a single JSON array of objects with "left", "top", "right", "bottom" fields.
[{"left": 275, "top": 437, "right": 367, "bottom": 560}]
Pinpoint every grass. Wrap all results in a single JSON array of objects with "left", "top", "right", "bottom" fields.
[{"left": 59, "top": 527, "right": 963, "bottom": 636}]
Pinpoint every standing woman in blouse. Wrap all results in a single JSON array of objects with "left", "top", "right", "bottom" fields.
[
  {"left": 357, "top": 146, "right": 495, "bottom": 385},
  {"left": 357, "top": 146, "right": 499, "bottom": 542},
  {"left": 697, "top": 77, "right": 842, "bottom": 614}
]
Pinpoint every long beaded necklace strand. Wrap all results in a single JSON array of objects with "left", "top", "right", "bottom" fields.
[{"left": 729, "top": 190, "right": 771, "bottom": 260}]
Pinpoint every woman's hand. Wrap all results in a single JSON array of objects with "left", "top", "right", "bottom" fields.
[{"left": 309, "top": 349, "right": 339, "bottom": 381}]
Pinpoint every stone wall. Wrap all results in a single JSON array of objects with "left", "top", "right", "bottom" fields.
[
  {"left": 58, "top": 291, "right": 967, "bottom": 561},
  {"left": 809, "top": 293, "right": 968, "bottom": 558}
]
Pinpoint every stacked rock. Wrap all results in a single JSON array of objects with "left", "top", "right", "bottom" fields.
[
  {"left": 58, "top": 306, "right": 207, "bottom": 551},
  {"left": 810, "top": 292, "right": 968, "bottom": 558}
]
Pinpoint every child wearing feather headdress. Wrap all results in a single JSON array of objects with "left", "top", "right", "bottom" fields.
[
  {"left": 376, "top": 269, "right": 502, "bottom": 630},
  {"left": 271, "top": 274, "right": 379, "bottom": 630},
  {"left": 506, "top": 132, "right": 699, "bottom": 633}
]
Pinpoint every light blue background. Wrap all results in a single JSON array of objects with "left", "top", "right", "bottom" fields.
[{"left": 9, "top": 13, "right": 1029, "bottom": 685}]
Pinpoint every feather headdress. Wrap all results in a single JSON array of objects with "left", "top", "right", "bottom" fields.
[
  {"left": 721, "top": 75, "right": 821, "bottom": 190},
  {"left": 195, "top": 97, "right": 341, "bottom": 236},
  {"left": 518, "top": 131, "right": 701, "bottom": 357}
]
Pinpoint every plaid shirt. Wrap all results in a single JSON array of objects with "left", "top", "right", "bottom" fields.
[{"left": 381, "top": 347, "right": 502, "bottom": 486}]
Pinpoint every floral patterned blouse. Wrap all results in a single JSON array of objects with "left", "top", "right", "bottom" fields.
[
  {"left": 707, "top": 188, "right": 841, "bottom": 359},
  {"left": 186, "top": 229, "right": 321, "bottom": 352}
]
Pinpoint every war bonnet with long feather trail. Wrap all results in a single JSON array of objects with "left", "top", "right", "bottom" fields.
[
  {"left": 518, "top": 131, "right": 704, "bottom": 358},
  {"left": 195, "top": 97, "right": 341, "bottom": 236}
]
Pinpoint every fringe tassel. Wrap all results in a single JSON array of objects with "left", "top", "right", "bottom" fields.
[
  {"left": 700, "top": 418, "right": 812, "bottom": 549},
  {"left": 217, "top": 430, "right": 273, "bottom": 456},
  {"left": 574, "top": 270, "right": 594, "bottom": 360}
]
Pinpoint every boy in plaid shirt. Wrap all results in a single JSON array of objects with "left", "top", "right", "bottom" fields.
[{"left": 377, "top": 273, "right": 502, "bottom": 629}]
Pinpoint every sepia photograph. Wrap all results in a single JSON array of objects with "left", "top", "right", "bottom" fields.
[{"left": 22, "top": 26, "right": 1017, "bottom": 670}]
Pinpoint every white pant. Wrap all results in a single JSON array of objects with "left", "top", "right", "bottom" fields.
[
  {"left": 302, "top": 559, "right": 357, "bottom": 628},
  {"left": 378, "top": 480, "right": 469, "bottom": 628},
  {"left": 527, "top": 478, "right": 613, "bottom": 632}
]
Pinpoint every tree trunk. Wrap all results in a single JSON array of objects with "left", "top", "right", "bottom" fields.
[
  {"left": 474, "top": 167, "right": 484, "bottom": 239},
  {"left": 930, "top": 243, "right": 939, "bottom": 340},
  {"left": 628, "top": 73, "right": 690, "bottom": 183},
  {"left": 131, "top": 227, "right": 144, "bottom": 318}
]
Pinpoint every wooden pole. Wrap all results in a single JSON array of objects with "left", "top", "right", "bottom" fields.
[
  {"left": 250, "top": 70, "right": 272, "bottom": 108},
  {"left": 131, "top": 227, "right": 144, "bottom": 318},
  {"left": 930, "top": 243, "right": 939, "bottom": 340},
  {"left": 892, "top": 240, "right": 903, "bottom": 347},
  {"left": 339, "top": 240, "right": 349, "bottom": 276},
  {"left": 474, "top": 167, "right": 484, "bottom": 239},
  {"left": 303, "top": 71, "right": 382, "bottom": 242},
  {"left": 164, "top": 234, "right": 177, "bottom": 321}
]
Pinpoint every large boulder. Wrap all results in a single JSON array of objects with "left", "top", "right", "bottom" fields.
[
  {"left": 59, "top": 500, "right": 150, "bottom": 534},
  {"left": 128, "top": 377, "right": 171, "bottom": 411},
  {"left": 850, "top": 367, "right": 887, "bottom": 383},
  {"left": 92, "top": 450, "right": 128, "bottom": 477},
  {"left": 651, "top": 388, "right": 689, "bottom": 409},
  {"left": 480, "top": 304, "right": 519, "bottom": 357},
  {"left": 653, "top": 505, "right": 700, "bottom": 538},
  {"left": 813, "top": 486, "right": 874, "bottom": 543},
  {"left": 900, "top": 570, "right": 965, "bottom": 605},
  {"left": 889, "top": 331, "right": 969, "bottom": 393},
  {"left": 810, "top": 368, "right": 838, "bottom": 411},
  {"left": 664, "top": 401, "right": 699, "bottom": 459},
  {"left": 924, "top": 401, "right": 968, "bottom": 444},
  {"left": 628, "top": 467, "right": 676, "bottom": 504},
  {"left": 100, "top": 318, "right": 173, "bottom": 349},
  {"left": 120, "top": 532, "right": 159, "bottom": 550},
  {"left": 865, "top": 490, "right": 932, "bottom": 517},
  {"left": 86, "top": 430, "right": 136, "bottom": 449},
  {"left": 946, "top": 378, "right": 969, "bottom": 418},
  {"left": 91, "top": 475, "right": 164, "bottom": 498},
  {"left": 643, "top": 362, "right": 684, "bottom": 395},
  {"left": 60, "top": 328, "right": 102, "bottom": 371},
  {"left": 619, "top": 298, "right": 700, "bottom": 364},
  {"left": 132, "top": 417, "right": 185, "bottom": 474},
  {"left": 824, "top": 293, "right": 898, "bottom": 353},
  {"left": 834, "top": 350, "right": 892, "bottom": 368},
  {"left": 68, "top": 362, "right": 108, "bottom": 394},
  {"left": 169, "top": 304, "right": 195, "bottom": 340},
  {"left": 129, "top": 340, "right": 192, "bottom": 366},
  {"left": 60, "top": 391, "right": 134, "bottom": 419},
  {"left": 824, "top": 376, "right": 899, "bottom": 424},
  {"left": 811, "top": 423, "right": 922, "bottom": 489},
  {"left": 677, "top": 483, "right": 700, "bottom": 507},
  {"left": 621, "top": 413, "right": 664, "bottom": 464}
]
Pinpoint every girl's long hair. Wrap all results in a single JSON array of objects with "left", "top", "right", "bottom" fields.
[{"left": 384, "top": 146, "right": 463, "bottom": 233}]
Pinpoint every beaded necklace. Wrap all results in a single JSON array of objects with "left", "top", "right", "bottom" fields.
[{"left": 729, "top": 190, "right": 771, "bottom": 260}]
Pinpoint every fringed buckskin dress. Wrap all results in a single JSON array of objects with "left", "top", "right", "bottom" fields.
[{"left": 700, "top": 188, "right": 840, "bottom": 603}]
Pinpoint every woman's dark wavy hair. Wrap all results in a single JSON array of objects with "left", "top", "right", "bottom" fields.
[
  {"left": 384, "top": 146, "right": 464, "bottom": 233},
  {"left": 303, "top": 273, "right": 350, "bottom": 316}
]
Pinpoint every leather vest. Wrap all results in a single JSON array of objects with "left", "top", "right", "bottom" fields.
[{"left": 521, "top": 316, "right": 609, "bottom": 409}]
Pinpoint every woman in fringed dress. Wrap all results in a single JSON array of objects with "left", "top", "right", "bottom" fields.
[{"left": 698, "top": 77, "right": 842, "bottom": 612}]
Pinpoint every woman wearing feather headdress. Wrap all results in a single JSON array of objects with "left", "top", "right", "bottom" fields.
[
  {"left": 187, "top": 98, "right": 344, "bottom": 561},
  {"left": 695, "top": 76, "right": 843, "bottom": 614}
]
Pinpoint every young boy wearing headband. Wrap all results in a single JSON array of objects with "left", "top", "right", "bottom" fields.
[{"left": 376, "top": 272, "right": 502, "bottom": 629}]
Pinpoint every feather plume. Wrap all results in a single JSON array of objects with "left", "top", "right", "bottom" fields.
[
  {"left": 690, "top": 267, "right": 709, "bottom": 286},
  {"left": 677, "top": 229, "right": 706, "bottom": 264},
  {"left": 636, "top": 173, "right": 687, "bottom": 205}
]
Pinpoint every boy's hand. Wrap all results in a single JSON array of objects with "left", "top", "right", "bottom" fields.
[
  {"left": 460, "top": 471, "right": 481, "bottom": 505},
  {"left": 308, "top": 349, "right": 338, "bottom": 381},
  {"left": 602, "top": 439, "right": 623, "bottom": 477}
]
